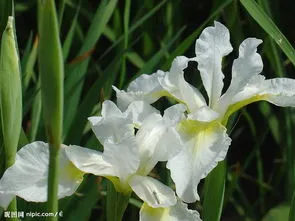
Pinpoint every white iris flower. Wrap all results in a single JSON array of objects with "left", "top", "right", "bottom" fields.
[
  {"left": 65, "top": 100, "right": 191, "bottom": 212},
  {"left": 114, "top": 21, "right": 295, "bottom": 203},
  {"left": 0, "top": 142, "right": 84, "bottom": 209}
]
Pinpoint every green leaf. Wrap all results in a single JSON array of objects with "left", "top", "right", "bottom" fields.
[
  {"left": 63, "top": 0, "right": 118, "bottom": 138},
  {"left": 62, "top": 2, "right": 80, "bottom": 61},
  {"left": 262, "top": 204, "right": 290, "bottom": 221},
  {"left": 202, "top": 161, "right": 226, "bottom": 221},
  {"left": 240, "top": 0, "right": 295, "bottom": 66}
]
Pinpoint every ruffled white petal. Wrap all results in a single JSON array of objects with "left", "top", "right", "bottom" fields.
[
  {"left": 227, "top": 38, "right": 263, "bottom": 96},
  {"left": 167, "top": 122, "right": 231, "bottom": 203},
  {"left": 160, "top": 56, "right": 206, "bottom": 112},
  {"left": 113, "top": 70, "right": 165, "bottom": 110},
  {"left": 129, "top": 175, "right": 177, "bottom": 208},
  {"left": 217, "top": 38, "right": 263, "bottom": 115},
  {"left": 0, "top": 142, "right": 83, "bottom": 202},
  {"left": 195, "top": 21, "right": 233, "bottom": 107},
  {"left": 125, "top": 101, "right": 160, "bottom": 127},
  {"left": 101, "top": 100, "right": 123, "bottom": 118},
  {"left": 65, "top": 145, "right": 115, "bottom": 176},
  {"left": 188, "top": 106, "right": 220, "bottom": 122},
  {"left": 0, "top": 193, "right": 14, "bottom": 209},
  {"left": 136, "top": 106, "right": 185, "bottom": 175},
  {"left": 103, "top": 138, "right": 140, "bottom": 183},
  {"left": 88, "top": 101, "right": 134, "bottom": 144},
  {"left": 163, "top": 104, "right": 187, "bottom": 125},
  {"left": 259, "top": 78, "right": 295, "bottom": 107},
  {"left": 139, "top": 199, "right": 202, "bottom": 221},
  {"left": 222, "top": 77, "right": 295, "bottom": 122}
]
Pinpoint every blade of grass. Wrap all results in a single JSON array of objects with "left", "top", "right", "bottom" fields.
[
  {"left": 98, "top": 0, "right": 167, "bottom": 61},
  {"left": 240, "top": 0, "right": 295, "bottom": 66},
  {"left": 62, "top": 1, "right": 80, "bottom": 61},
  {"left": 119, "top": 0, "right": 131, "bottom": 87},
  {"left": 63, "top": 0, "right": 118, "bottom": 138}
]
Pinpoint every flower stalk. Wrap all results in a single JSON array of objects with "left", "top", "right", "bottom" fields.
[
  {"left": 106, "top": 181, "right": 131, "bottom": 221},
  {"left": 38, "top": 0, "right": 64, "bottom": 219}
]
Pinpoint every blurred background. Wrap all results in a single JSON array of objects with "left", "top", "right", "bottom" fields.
[{"left": 1, "top": 0, "right": 295, "bottom": 220}]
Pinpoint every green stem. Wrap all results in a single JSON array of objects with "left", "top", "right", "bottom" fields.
[
  {"left": 46, "top": 146, "right": 60, "bottom": 221},
  {"left": 106, "top": 181, "right": 131, "bottom": 221},
  {"left": 203, "top": 161, "right": 226, "bottom": 221}
]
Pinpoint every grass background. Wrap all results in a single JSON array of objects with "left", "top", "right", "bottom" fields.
[{"left": 1, "top": 0, "right": 295, "bottom": 220}]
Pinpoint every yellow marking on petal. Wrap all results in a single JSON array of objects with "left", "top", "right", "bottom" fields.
[
  {"left": 105, "top": 176, "right": 132, "bottom": 194},
  {"left": 222, "top": 94, "right": 269, "bottom": 126},
  {"left": 64, "top": 161, "right": 85, "bottom": 184},
  {"left": 178, "top": 119, "right": 219, "bottom": 139},
  {"left": 141, "top": 202, "right": 169, "bottom": 220}
]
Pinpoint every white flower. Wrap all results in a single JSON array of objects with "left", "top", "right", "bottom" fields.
[
  {"left": 0, "top": 142, "right": 84, "bottom": 209},
  {"left": 65, "top": 100, "right": 185, "bottom": 208},
  {"left": 140, "top": 198, "right": 201, "bottom": 221},
  {"left": 119, "top": 21, "right": 295, "bottom": 203}
]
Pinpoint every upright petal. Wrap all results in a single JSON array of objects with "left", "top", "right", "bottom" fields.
[
  {"left": 218, "top": 38, "right": 263, "bottom": 115},
  {"left": 0, "top": 142, "right": 83, "bottom": 202},
  {"left": 136, "top": 105, "right": 185, "bottom": 175},
  {"left": 129, "top": 175, "right": 177, "bottom": 208},
  {"left": 167, "top": 121, "right": 231, "bottom": 203},
  {"left": 88, "top": 101, "right": 134, "bottom": 144},
  {"left": 195, "top": 21, "right": 233, "bottom": 107},
  {"left": 140, "top": 199, "right": 201, "bottom": 221},
  {"left": 113, "top": 70, "right": 166, "bottom": 110},
  {"left": 227, "top": 38, "right": 263, "bottom": 95},
  {"left": 160, "top": 56, "right": 206, "bottom": 112},
  {"left": 125, "top": 101, "right": 160, "bottom": 127},
  {"left": 103, "top": 138, "right": 140, "bottom": 183}
]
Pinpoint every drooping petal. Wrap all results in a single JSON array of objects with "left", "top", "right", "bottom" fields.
[
  {"left": 0, "top": 193, "right": 14, "bottom": 209},
  {"left": 259, "top": 78, "right": 295, "bottom": 107},
  {"left": 65, "top": 145, "right": 115, "bottom": 176},
  {"left": 103, "top": 138, "right": 140, "bottom": 183},
  {"left": 139, "top": 199, "right": 202, "bottom": 221},
  {"left": 88, "top": 101, "right": 134, "bottom": 144},
  {"left": 195, "top": 21, "right": 233, "bottom": 107},
  {"left": 136, "top": 105, "right": 185, "bottom": 175},
  {"left": 125, "top": 100, "right": 160, "bottom": 127},
  {"left": 222, "top": 76, "right": 295, "bottom": 125},
  {"left": 129, "top": 175, "right": 177, "bottom": 208},
  {"left": 167, "top": 121, "right": 231, "bottom": 203},
  {"left": 0, "top": 142, "right": 83, "bottom": 202},
  {"left": 160, "top": 56, "right": 206, "bottom": 112},
  {"left": 113, "top": 70, "right": 166, "bottom": 110}
]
